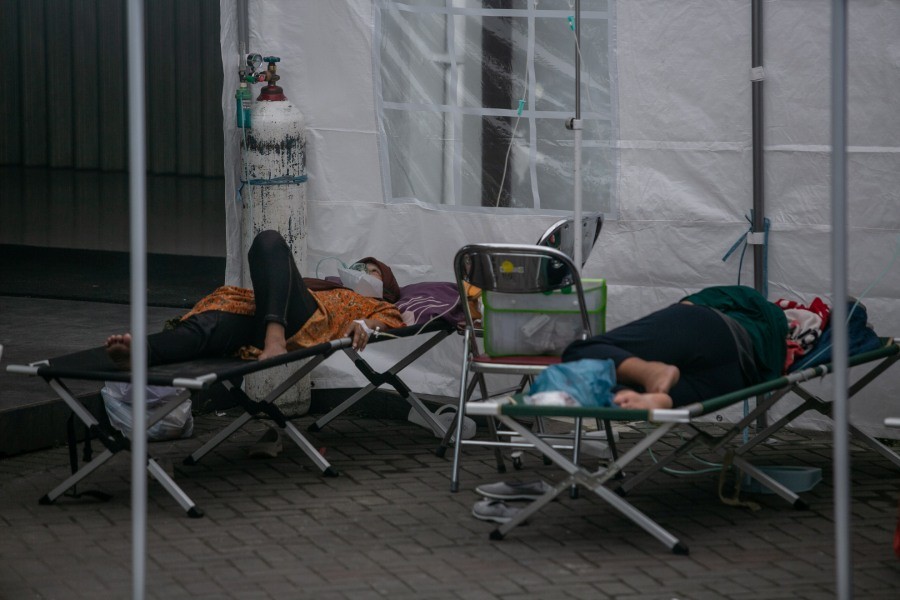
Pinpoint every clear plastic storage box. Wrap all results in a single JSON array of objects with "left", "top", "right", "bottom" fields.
[{"left": 483, "top": 279, "right": 606, "bottom": 357}]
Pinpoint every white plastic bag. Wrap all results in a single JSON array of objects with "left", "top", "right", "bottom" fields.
[{"left": 101, "top": 382, "right": 194, "bottom": 441}]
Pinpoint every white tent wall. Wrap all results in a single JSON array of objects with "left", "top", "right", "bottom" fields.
[{"left": 220, "top": 0, "right": 899, "bottom": 438}]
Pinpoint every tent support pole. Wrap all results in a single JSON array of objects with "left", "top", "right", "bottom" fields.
[
  {"left": 830, "top": 1, "right": 852, "bottom": 597},
  {"left": 572, "top": 0, "right": 583, "bottom": 272},
  {"left": 126, "top": 0, "right": 148, "bottom": 598},
  {"left": 751, "top": 0, "right": 765, "bottom": 294}
]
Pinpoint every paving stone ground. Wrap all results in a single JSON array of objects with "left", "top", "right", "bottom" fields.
[{"left": 1, "top": 410, "right": 898, "bottom": 599}]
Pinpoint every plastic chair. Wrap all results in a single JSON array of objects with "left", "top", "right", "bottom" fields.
[{"left": 447, "top": 243, "right": 613, "bottom": 492}]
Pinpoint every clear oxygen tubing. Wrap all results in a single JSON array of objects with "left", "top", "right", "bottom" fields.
[
  {"left": 125, "top": 0, "right": 148, "bottom": 598},
  {"left": 315, "top": 256, "right": 348, "bottom": 279},
  {"left": 494, "top": 69, "right": 529, "bottom": 208},
  {"left": 493, "top": 1, "right": 602, "bottom": 219}
]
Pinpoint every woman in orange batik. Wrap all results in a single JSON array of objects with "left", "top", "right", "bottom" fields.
[{"left": 105, "top": 230, "right": 404, "bottom": 368}]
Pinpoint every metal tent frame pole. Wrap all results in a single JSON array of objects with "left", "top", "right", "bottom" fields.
[
  {"left": 830, "top": 0, "right": 852, "bottom": 596},
  {"left": 572, "top": 0, "right": 583, "bottom": 272},
  {"left": 126, "top": 0, "right": 148, "bottom": 598},
  {"left": 751, "top": 0, "right": 765, "bottom": 293}
]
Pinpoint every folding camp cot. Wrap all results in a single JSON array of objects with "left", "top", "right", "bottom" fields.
[
  {"left": 467, "top": 337, "right": 899, "bottom": 554},
  {"left": 5, "top": 214, "right": 600, "bottom": 515},
  {"left": 444, "top": 239, "right": 621, "bottom": 493},
  {"left": 307, "top": 321, "right": 453, "bottom": 435},
  {"left": 312, "top": 213, "right": 605, "bottom": 448},
  {"left": 6, "top": 320, "right": 454, "bottom": 517}
]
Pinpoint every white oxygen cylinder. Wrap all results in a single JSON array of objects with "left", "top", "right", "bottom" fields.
[{"left": 241, "top": 57, "right": 310, "bottom": 417}]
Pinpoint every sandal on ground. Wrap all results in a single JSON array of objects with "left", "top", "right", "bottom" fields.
[
  {"left": 248, "top": 427, "right": 283, "bottom": 459},
  {"left": 475, "top": 480, "right": 552, "bottom": 501},
  {"left": 472, "top": 499, "right": 521, "bottom": 524},
  {"left": 407, "top": 404, "right": 477, "bottom": 441}
]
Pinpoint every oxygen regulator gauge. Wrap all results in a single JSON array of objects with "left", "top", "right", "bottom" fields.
[{"left": 246, "top": 53, "right": 263, "bottom": 73}]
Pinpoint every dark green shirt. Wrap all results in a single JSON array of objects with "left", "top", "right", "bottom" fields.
[{"left": 682, "top": 286, "right": 788, "bottom": 383}]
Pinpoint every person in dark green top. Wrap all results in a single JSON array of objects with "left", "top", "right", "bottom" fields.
[{"left": 562, "top": 285, "right": 788, "bottom": 410}]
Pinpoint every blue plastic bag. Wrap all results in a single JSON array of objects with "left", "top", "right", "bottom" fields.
[{"left": 528, "top": 358, "right": 617, "bottom": 407}]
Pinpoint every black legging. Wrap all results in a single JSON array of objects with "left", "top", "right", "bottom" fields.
[
  {"left": 146, "top": 230, "right": 318, "bottom": 365},
  {"left": 562, "top": 303, "right": 747, "bottom": 407}
]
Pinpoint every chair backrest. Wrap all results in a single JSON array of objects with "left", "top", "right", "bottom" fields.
[
  {"left": 454, "top": 243, "right": 593, "bottom": 356},
  {"left": 535, "top": 212, "right": 603, "bottom": 267}
]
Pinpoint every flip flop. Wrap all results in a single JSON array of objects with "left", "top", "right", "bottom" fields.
[
  {"left": 248, "top": 427, "right": 283, "bottom": 459},
  {"left": 407, "top": 404, "right": 477, "bottom": 441}
]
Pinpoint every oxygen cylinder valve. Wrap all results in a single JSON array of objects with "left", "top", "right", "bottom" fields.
[{"left": 257, "top": 56, "right": 286, "bottom": 101}]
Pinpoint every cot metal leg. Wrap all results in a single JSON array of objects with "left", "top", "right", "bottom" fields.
[
  {"left": 602, "top": 420, "right": 620, "bottom": 461},
  {"left": 309, "top": 383, "right": 376, "bottom": 432},
  {"left": 184, "top": 411, "right": 253, "bottom": 465},
  {"left": 483, "top": 406, "right": 507, "bottom": 475},
  {"left": 848, "top": 422, "right": 900, "bottom": 468},
  {"left": 40, "top": 449, "right": 115, "bottom": 505},
  {"left": 185, "top": 366, "right": 337, "bottom": 475},
  {"left": 570, "top": 418, "right": 583, "bottom": 499},
  {"left": 730, "top": 455, "right": 805, "bottom": 509},
  {"left": 616, "top": 428, "right": 709, "bottom": 495},
  {"left": 49, "top": 379, "right": 102, "bottom": 429},
  {"left": 147, "top": 459, "right": 204, "bottom": 518},
  {"left": 726, "top": 364, "right": 900, "bottom": 507},
  {"left": 491, "top": 479, "right": 566, "bottom": 539},
  {"left": 751, "top": 379, "right": 900, "bottom": 470},
  {"left": 437, "top": 375, "right": 480, "bottom": 458},
  {"left": 783, "top": 377, "right": 900, "bottom": 469},
  {"left": 309, "top": 329, "right": 451, "bottom": 432},
  {"left": 581, "top": 475, "right": 689, "bottom": 554},
  {"left": 281, "top": 422, "right": 337, "bottom": 476},
  {"left": 45, "top": 378, "right": 203, "bottom": 516},
  {"left": 478, "top": 374, "right": 509, "bottom": 474},
  {"left": 450, "top": 330, "right": 474, "bottom": 493},
  {"left": 491, "top": 415, "right": 687, "bottom": 554},
  {"left": 407, "top": 395, "right": 449, "bottom": 438}
]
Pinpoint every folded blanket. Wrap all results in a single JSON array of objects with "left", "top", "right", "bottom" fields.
[{"left": 789, "top": 301, "right": 882, "bottom": 372}]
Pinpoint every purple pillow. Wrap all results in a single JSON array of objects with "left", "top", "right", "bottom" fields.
[{"left": 396, "top": 282, "right": 465, "bottom": 325}]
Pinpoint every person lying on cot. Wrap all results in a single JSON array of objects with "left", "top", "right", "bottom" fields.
[
  {"left": 562, "top": 285, "right": 788, "bottom": 411},
  {"left": 105, "top": 229, "right": 405, "bottom": 369}
]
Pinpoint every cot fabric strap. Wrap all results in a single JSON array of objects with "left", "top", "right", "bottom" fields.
[
  {"left": 67, "top": 414, "right": 79, "bottom": 475},
  {"left": 63, "top": 414, "right": 112, "bottom": 502},
  {"left": 717, "top": 449, "right": 761, "bottom": 512}
]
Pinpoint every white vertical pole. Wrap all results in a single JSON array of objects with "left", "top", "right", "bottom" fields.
[
  {"left": 126, "top": 0, "right": 148, "bottom": 598},
  {"left": 572, "top": 0, "right": 583, "bottom": 272},
  {"left": 830, "top": 0, "right": 852, "bottom": 597}
]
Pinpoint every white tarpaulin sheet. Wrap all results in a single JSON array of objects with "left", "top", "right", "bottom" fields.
[{"left": 220, "top": 0, "right": 900, "bottom": 438}]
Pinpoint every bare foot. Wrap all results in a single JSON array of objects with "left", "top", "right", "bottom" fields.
[
  {"left": 259, "top": 322, "right": 288, "bottom": 361},
  {"left": 616, "top": 358, "right": 680, "bottom": 395},
  {"left": 106, "top": 333, "right": 132, "bottom": 370},
  {"left": 258, "top": 342, "right": 287, "bottom": 361},
  {"left": 641, "top": 361, "right": 680, "bottom": 394},
  {"left": 613, "top": 389, "right": 673, "bottom": 410}
]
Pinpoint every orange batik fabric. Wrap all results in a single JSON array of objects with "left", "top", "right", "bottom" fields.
[
  {"left": 181, "top": 286, "right": 257, "bottom": 320},
  {"left": 179, "top": 285, "right": 404, "bottom": 359},
  {"left": 283, "top": 288, "right": 404, "bottom": 351}
]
